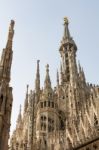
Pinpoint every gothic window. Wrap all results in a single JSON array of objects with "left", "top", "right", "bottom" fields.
[
  {"left": 66, "top": 59, "right": 69, "bottom": 65},
  {"left": 67, "top": 75, "right": 70, "bottom": 81},
  {"left": 62, "top": 96, "right": 65, "bottom": 99},
  {"left": 44, "top": 124, "right": 46, "bottom": 131},
  {"left": 44, "top": 101, "right": 46, "bottom": 107},
  {"left": 44, "top": 140, "right": 47, "bottom": 146},
  {"left": 41, "top": 115, "right": 47, "bottom": 131},
  {"left": 40, "top": 139, "right": 41, "bottom": 144},
  {"left": 67, "top": 66, "right": 69, "bottom": 73},
  {"left": 59, "top": 111, "right": 65, "bottom": 130},
  {"left": 41, "top": 116, "right": 43, "bottom": 120},
  {"left": 44, "top": 116, "right": 46, "bottom": 121},
  {"left": 48, "top": 125, "right": 51, "bottom": 132},
  {"left": 60, "top": 119, "right": 65, "bottom": 130},
  {"left": 48, "top": 117, "right": 54, "bottom": 132},
  {"left": 52, "top": 120, "right": 54, "bottom": 124},
  {"left": 48, "top": 118, "right": 51, "bottom": 123},
  {"left": 66, "top": 53, "right": 68, "bottom": 58},
  {"left": 52, "top": 102, "right": 54, "bottom": 108},
  {"left": 41, "top": 123, "right": 43, "bottom": 130},
  {"left": 41, "top": 102, "right": 43, "bottom": 108},
  {"left": 48, "top": 101, "right": 50, "bottom": 107},
  {"left": 41, "top": 115, "right": 46, "bottom": 121}
]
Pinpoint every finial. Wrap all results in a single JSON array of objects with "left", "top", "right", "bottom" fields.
[
  {"left": 20, "top": 104, "right": 21, "bottom": 114},
  {"left": 37, "top": 60, "right": 40, "bottom": 73},
  {"left": 64, "top": 17, "right": 69, "bottom": 24},
  {"left": 35, "top": 60, "right": 40, "bottom": 92},
  {"left": 27, "top": 84, "right": 29, "bottom": 93},
  {"left": 10, "top": 20, "right": 15, "bottom": 29},
  {"left": 46, "top": 64, "right": 49, "bottom": 72},
  {"left": 37, "top": 60, "right": 40, "bottom": 64},
  {"left": 44, "top": 64, "right": 51, "bottom": 90},
  {"left": 63, "top": 17, "right": 70, "bottom": 40},
  {"left": 9, "top": 20, "right": 15, "bottom": 33}
]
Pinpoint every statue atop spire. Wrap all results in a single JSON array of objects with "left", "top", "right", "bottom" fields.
[{"left": 64, "top": 17, "right": 69, "bottom": 24}]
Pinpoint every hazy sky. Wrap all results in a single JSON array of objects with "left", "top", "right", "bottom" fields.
[{"left": 0, "top": 0, "right": 99, "bottom": 135}]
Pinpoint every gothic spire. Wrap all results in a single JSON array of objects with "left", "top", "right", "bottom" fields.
[
  {"left": 60, "top": 17, "right": 77, "bottom": 50},
  {"left": 59, "top": 17, "right": 78, "bottom": 84},
  {"left": 24, "top": 84, "right": 29, "bottom": 112},
  {"left": 0, "top": 20, "right": 15, "bottom": 82},
  {"left": 6, "top": 20, "right": 15, "bottom": 49},
  {"left": 60, "top": 62, "right": 63, "bottom": 84},
  {"left": 44, "top": 64, "right": 51, "bottom": 90},
  {"left": 35, "top": 60, "right": 40, "bottom": 92}
]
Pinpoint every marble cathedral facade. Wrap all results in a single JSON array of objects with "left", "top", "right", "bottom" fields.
[
  {"left": 9, "top": 18, "right": 99, "bottom": 150},
  {"left": 0, "top": 20, "right": 15, "bottom": 150}
]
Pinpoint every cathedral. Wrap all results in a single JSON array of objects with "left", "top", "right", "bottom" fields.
[
  {"left": 0, "top": 20, "right": 15, "bottom": 150},
  {"left": 1, "top": 17, "right": 99, "bottom": 150}
]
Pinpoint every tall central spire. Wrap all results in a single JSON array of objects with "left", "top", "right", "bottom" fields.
[
  {"left": 59, "top": 17, "right": 78, "bottom": 83},
  {"left": 60, "top": 17, "right": 77, "bottom": 49}
]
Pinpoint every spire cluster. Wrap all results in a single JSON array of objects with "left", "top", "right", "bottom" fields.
[{"left": 9, "top": 18, "right": 99, "bottom": 150}]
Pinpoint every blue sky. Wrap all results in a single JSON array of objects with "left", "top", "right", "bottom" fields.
[{"left": 0, "top": 0, "right": 99, "bottom": 134}]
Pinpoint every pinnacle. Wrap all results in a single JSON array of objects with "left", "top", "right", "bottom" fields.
[{"left": 64, "top": 17, "right": 69, "bottom": 24}]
